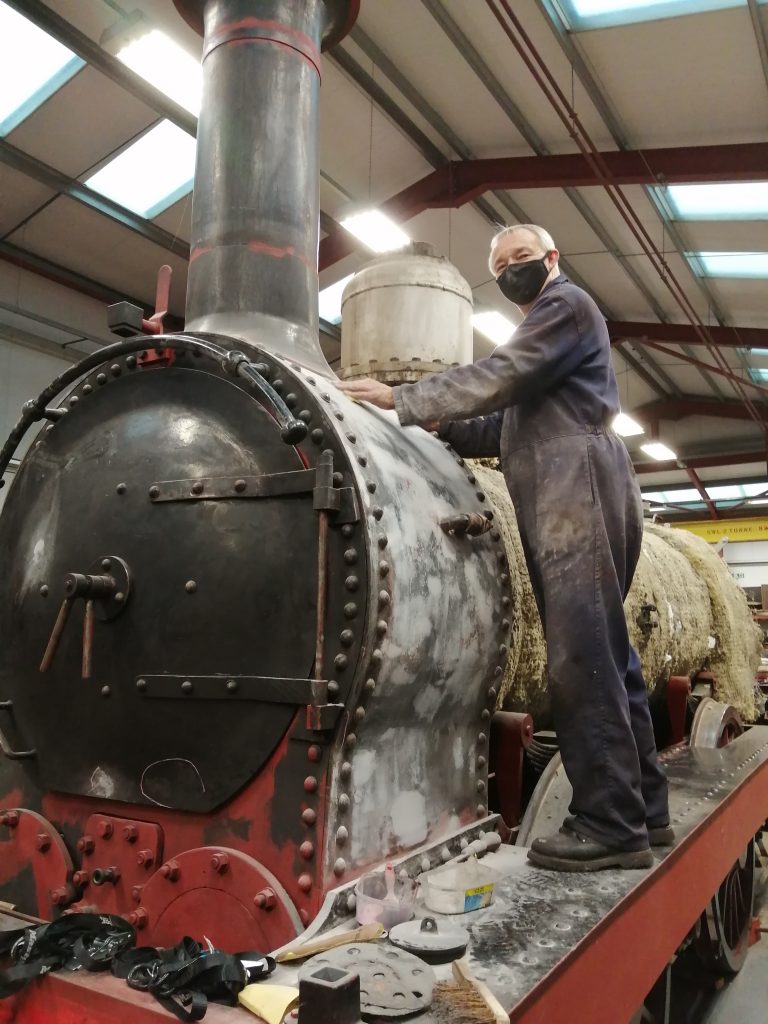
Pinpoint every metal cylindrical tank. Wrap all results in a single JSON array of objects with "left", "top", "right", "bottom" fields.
[{"left": 339, "top": 242, "right": 473, "bottom": 384}]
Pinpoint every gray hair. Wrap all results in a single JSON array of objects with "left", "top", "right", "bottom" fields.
[{"left": 488, "top": 223, "right": 557, "bottom": 273}]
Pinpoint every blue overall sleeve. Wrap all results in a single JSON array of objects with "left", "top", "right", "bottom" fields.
[
  {"left": 393, "top": 293, "right": 586, "bottom": 427},
  {"left": 439, "top": 412, "right": 503, "bottom": 458}
]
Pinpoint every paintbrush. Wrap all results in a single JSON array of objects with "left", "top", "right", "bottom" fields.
[{"left": 274, "top": 922, "right": 384, "bottom": 962}]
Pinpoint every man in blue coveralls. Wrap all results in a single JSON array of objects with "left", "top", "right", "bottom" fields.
[{"left": 338, "top": 223, "right": 672, "bottom": 871}]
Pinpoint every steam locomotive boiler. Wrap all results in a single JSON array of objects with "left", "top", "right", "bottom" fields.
[{"left": 0, "top": 0, "right": 511, "bottom": 953}]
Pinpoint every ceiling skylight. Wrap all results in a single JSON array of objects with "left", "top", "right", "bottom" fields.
[
  {"left": 85, "top": 121, "right": 196, "bottom": 219},
  {"left": 667, "top": 183, "right": 768, "bottom": 220},
  {"left": 749, "top": 368, "right": 768, "bottom": 383},
  {"left": 319, "top": 274, "right": 354, "bottom": 325},
  {"left": 706, "top": 485, "right": 742, "bottom": 500},
  {"left": 0, "top": 2, "right": 85, "bottom": 135},
  {"left": 612, "top": 412, "right": 644, "bottom": 437},
  {"left": 641, "top": 441, "right": 677, "bottom": 461},
  {"left": 340, "top": 211, "right": 410, "bottom": 253},
  {"left": 695, "top": 252, "right": 768, "bottom": 278},
  {"left": 562, "top": 0, "right": 743, "bottom": 30},
  {"left": 116, "top": 29, "right": 201, "bottom": 116},
  {"left": 472, "top": 311, "right": 516, "bottom": 346}
]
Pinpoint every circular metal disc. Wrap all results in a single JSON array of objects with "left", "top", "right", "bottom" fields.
[
  {"left": 388, "top": 916, "right": 469, "bottom": 962},
  {"left": 299, "top": 944, "right": 434, "bottom": 1018}
]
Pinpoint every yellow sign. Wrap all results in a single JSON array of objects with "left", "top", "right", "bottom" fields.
[{"left": 674, "top": 518, "right": 768, "bottom": 543}]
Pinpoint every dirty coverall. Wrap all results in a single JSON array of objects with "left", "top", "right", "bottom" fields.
[{"left": 393, "top": 273, "right": 669, "bottom": 851}]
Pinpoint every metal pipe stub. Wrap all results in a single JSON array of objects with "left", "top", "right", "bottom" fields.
[{"left": 172, "top": 0, "right": 360, "bottom": 50}]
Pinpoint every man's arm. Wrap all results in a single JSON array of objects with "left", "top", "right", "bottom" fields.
[
  {"left": 394, "top": 293, "right": 584, "bottom": 427},
  {"left": 440, "top": 412, "right": 503, "bottom": 458}
]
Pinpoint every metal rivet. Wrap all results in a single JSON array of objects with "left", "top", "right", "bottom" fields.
[
  {"left": 477, "top": 755, "right": 487, "bottom": 768},
  {"left": 481, "top": 709, "right": 490, "bottom": 721},
  {"left": 357, "top": 455, "right": 367, "bottom": 467},
  {"left": 302, "top": 808, "right": 317, "bottom": 826},
  {"left": 234, "top": 479, "right": 247, "bottom": 493},
  {"left": 321, "top": 392, "right": 331, "bottom": 401},
  {"left": 502, "top": 596, "right": 511, "bottom": 607},
  {"left": 344, "top": 602, "right": 358, "bottom": 619},
  {"left": 378, "top": 535, "right": 388, "bottom": 549},
  {"left": 345, "top": 733, "right": 357, "bottom": 750},
  {"left": 339, "top": 794, "right": 350, "bottom": 812},
  {"left": 191, "top": 481, "right": 204, "bottom": 495},
  {"left": 227, "top": 679, "right": 238, "bottom": 693},
  {"left": 340, "top": 629, "right": 354, "bottom": 647},
  {"left": 502, "top": 619, "right": 510, "bottom": 630},
  {"left": 336, "top": 827, "right": 349, "bottom": 846},
  {"left": 149, "top": 485, "right": 160, "bottom": 499},
  {"left": 378, "top": 590, "right": 390, "bottom": 608},
  {"left": 354, "top": 706, "right": 365, "bottom": 722},
  {"left": 499, "top": 645, "right": 508, "bottom": 657},
  {"left": 334, "top": 411, "right": 344, "bottom": 421},
  {"left": 478, "top": 733, "right": 487, "bottom": 745},
  {"left": 110, "top": 364, "right": 121, "bottom": 377},
  {"left": 333, "top": 858, "right": 347, "bottom": 876},
  {"left": 365, "top": 677, "right": 376, "bottom": 693},
  {"left": 497, "top": 552, "right": 506, "bottom": 564},
  {"left": 83, "top": 384, "right": 93, "bottom": 395},
  {"left": 255, "top": 363, "right": 271, "bottom": 378},
  {"left": 69, "top": 396, "right": 78, "bottom": 407},
  {"left": 341, "top": 524, "right": 354, "bottom": 538},
  {"left": 298, "top": 873, "right": 312, "bottom": 892},
  {"left": 372, "top": 507, "right": 383, "bottom": 520},
  {"left": 476, "top": 491, "right": 485, "bottom": 502},
  {"left": 308, "top": 745, "right": 322, "bottom": 762},
  {"left": 328, "top": 680, "right": 340, "bottom": 698},
  {"left": 376, "top": 620, "right": 387, "bottom": 637},
  {"left": 96, "top": 373, "right": 107, "bottom": 385},
  {"left": 346, "top": 433, "right": 356, "bottom": 443},
  {"left": 101, "top": 558, "right": 112, "bottom": 570},
  {"left": 116, "top": 483, "right": 126, "bottom": 494},
  {"left": 306, "top": 376, "right": 315, "bottom": 386},
  {"left": 334, "top": 653, "right": 348, "bottom": 671},
  {"left": 299, "top": 410, "right": 311, "bottom": 423},
  {"left": 311, "top": 428, "right": 324, "bottom": 444},
  {"left": 500, "top": 574, "right": 510, "bottom": 585},
  {"left": 181, "top": 680, "right": 193, "bottom": 694},
  {"left": 370, "top": 649, "right": 383, "bottom": 667},
  {"left": 126, "top": 356, "right": 137, "bottom": 369},
  {"left": 477, "top": 781, "right": 487, "bottom": 796},
  {"left": 379, "top": 561, "right": 390, "bottom": 577},
  {"left": 492, "top": 530, "right": 501, "bottom": 541},
  {"left": 39, "top": 584, "right": 49, "bottom": 597},
  {"left": 345, "top": 576, "right": 359, "bottom": 592},
  {"left": 272, "top": 378, "right": 284, "bottom": 393},
  {"left": 304, "top": 776, "right": 318, "bottom": 793},
  {"left": 366, "top": 481, "right": 376, "bottom": 493},
  {"left": 299, "top": 841, "right": 314, "bottom": 860},
  {"left": 101, "top": 685, "right": 111, "bottom": 697},
  {"left": 332, "top": 471, "right": 344, "bottom": 486},
  {"left": 467, "top": 472, "right": 476, "bottom": 484},
  {"left": 476, "top": 805, "right": 487, "bottom": 817},
  {"left": 285, "top": 393, "right": 297, "bottom": 408},
  {"left": 185, "top": 580, "right": 197, "bottom": 594},
  {"left": 343, "top": 549, "right": 358, "bottom": 565},
  {"left": 136, "top": 679, "right": 147, "bottom": 692},
  {"left": 340, "top": 761, "right": 352, "bottom": 779},
  {"left": 114, "top": 592, "right": 125, "bottom": 603}
]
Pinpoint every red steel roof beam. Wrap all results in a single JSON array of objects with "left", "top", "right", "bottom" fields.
[
  {"left": 684, "top": 466, "right": 719, "bottom": 519},
  {"left": 609, "top": 320, "right": 768, "bottom": 349}
]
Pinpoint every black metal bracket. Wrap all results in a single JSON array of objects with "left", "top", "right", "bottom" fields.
[{"left": 0, "top": 701, "right": 36, "bottom": 760}]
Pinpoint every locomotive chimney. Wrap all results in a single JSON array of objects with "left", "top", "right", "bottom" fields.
[{"left": 173, "top": 0, "right": 358, "bottom": 373}]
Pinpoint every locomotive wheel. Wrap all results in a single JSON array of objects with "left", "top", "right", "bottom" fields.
[
  {"left": 689, "top": 697, "right": 742, "bottom": 749},
  {"left": 693, "top": 839, "right": 756, "bottom": 974}
]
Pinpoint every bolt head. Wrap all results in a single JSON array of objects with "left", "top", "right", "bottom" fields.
[
  {"left": 128, "top": 908, "right": 148, "bottom": 929},
  {"left": 1, "top": 810, "right": 20, "bottom": 828},
  {"left": 131, "top": 885, "right": 143, "bottom": 902},
  {"left": 254, "top": 888, "right": 277, "bottom": 910},
  {"left": 72, "top": 871, "right": 89, "bottom": 887},
  {"left": 35, "top": 832, "right": 51, "bottom": 852},
  {"left": 97, "top": 820, "right": 113, "bottom": 839},
  {"left": 77, "top": 835, "right": 95, "bottom": 854},
  {"left": 137, "top": 848, "right": 154, "bottom": 867},
  {"left": 211, "top": 853, "right": 229, "bottom": 874},
  {"left": 161, "top": 860, "right": 180, "bottom": 881},
  {"left": 51, "top": 887, "right": 70, "bottom": 906}
]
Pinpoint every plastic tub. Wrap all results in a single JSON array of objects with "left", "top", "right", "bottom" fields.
[
  {"left": 419, "top": 858, "right": 500, "bottom": 915},
  {"left": 354, "top": 870, "right": 418, "bottom": 929}
]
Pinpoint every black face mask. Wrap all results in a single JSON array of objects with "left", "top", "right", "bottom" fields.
[{"left": 497, "top": 254, "right": 552, "bottom": 305}]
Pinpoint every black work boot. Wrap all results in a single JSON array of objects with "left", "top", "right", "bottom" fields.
[
  {"left": 560, "top": 815, "right": 675, "bottom": 847},
  {"left": 528, "top": 831, "right": 653, "bottom": 871}
]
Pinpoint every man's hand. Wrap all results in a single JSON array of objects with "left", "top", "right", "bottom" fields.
[{"left": 336, "top": 378, "right": 395, "bottom": 410}]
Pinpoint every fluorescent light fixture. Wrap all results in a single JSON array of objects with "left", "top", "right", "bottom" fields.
[
  {"left": 641, "top": 441, "right": 677, "bottom": 461},
  {"left": 319, "top": 273, "right": 354, "bottom": 325},
  {"left": 695, "top": 252, "right": 768, "bottom": 278},
  {"left": 117, "top": 29, "right": 201, "bottom": 116},
  {"left": 749, "top": 498, "right": 768, "bottom": 506},
  {"left": 471, "top": 311, "right": 516, "bottom": 347},
  {"left": 641, "top": 492, "right": 666, "bottom": 502},
  {"left": 0, "top": 2, "right": 85, "bottom": 135},
  {"left": 667, "top": 182, "right": 768, "bottom": 220},
  {"left": 706, "top": 485, "right": 743, "bottom": 500},
  {"left": 340, "top": 210, "right": 409, "bottom": 253},
  {"left": 85, "top": 120, "right": 196, "bottom": 218},
  {"left": 612, "top": 412, "right": 644, "bottom": 437},
  {"left": 563, "top": 0, "right": 742, "bottom": 30}
]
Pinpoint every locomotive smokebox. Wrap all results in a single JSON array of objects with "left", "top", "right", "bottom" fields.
[{"left": 175, "top": 0, "right": 358, "bottom": 372}]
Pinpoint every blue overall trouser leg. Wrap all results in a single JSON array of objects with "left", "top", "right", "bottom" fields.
[{"left": 505, "top": 429, "right": 669, "bottom": 851}]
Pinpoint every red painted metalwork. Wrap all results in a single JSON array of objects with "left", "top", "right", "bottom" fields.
[
  {"left": 666, "top": 676, "right": 692, "bottom": 746},
  {"left": 137, "top": 265, "right": 177, "bottom": 366},
  {"left": 0, "top": 808, "right": 73, "bottom": 917},
  {"left": 318, "top": 144, "right": 768, "bottom": 270},
  {"left": 488, "top": 711, "right": 533, "bottom": 828},
  {"left": 637, "top": 396, "right": 768, "bottom": 429},
  {"left": 685, "top": 467, "right": 719, "bottom": 520},
  {"left": 511, "top": 756, "right": 768, "bottom": 1024},
  {"left": 608, "top": 319, "right": 768, "bottom": 350},
  {"left": 70, "top": 813, "right": 162, "bottom": 916}
]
